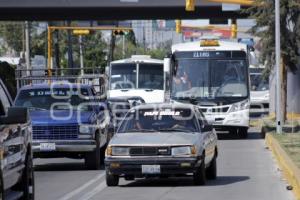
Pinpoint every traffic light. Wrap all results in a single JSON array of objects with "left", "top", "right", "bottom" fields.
[
  {"left": 113, "top": 30, "right": 126, "bottom": 36},
  {"left": 73, "top": 29, "right": 90, "bottom": 35},
  {"left": 231, "top": 20, "right": 237, "bottom": 39},
  {"left": 186, "top": 0, "right": 195, "bottom": 11},
  {"left": 45, "top": 69, "right": 56, "bottom": 76},
  {"left": 176, "top": 20, "right": 181, "bottom": 33}
]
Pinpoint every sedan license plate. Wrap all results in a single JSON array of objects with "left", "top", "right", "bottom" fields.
[
  {"left": 142, "top": 165, "right": 160, "bottom": 174},
  {"left": 40, "top": 143, "right": 56, "bottom": 151}
]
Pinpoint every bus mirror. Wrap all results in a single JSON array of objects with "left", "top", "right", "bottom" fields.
[{"left": 164, "top": 58, "right": 171, "bottom": 73}]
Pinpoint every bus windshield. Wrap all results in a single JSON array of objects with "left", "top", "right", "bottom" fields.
[
  {"left": 110, "top": 63, "right": 164, "bottom": 90},
  {"left": 250, "top": 73, "right": 269, "bottom": 91},
  {"left": 172, "top": 58, "right": 248, "bottom": 101}
]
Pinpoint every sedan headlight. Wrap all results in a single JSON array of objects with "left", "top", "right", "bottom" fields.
[
  {"left": 171, "top": 146, "right": 195, "bottom": 156},
  {"left": 111, "top": 147, "right": 130, "bottom": 156},
  {"left": 229, "top": 100, "right": 249, "bottom": 113}
]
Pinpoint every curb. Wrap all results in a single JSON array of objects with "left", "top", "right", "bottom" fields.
[{"left": 265, "top": 133, "right": 300, "bottom": 200}]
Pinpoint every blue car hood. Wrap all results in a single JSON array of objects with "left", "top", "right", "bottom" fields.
[{"left": 30, "top": 110, "right": 94, "bottom": 125}]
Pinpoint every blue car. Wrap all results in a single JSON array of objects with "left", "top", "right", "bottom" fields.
[{"left": 14, "top": 83, "right": 110, "bottom": 170}]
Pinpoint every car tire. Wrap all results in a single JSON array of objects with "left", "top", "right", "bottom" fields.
[
  {"left": 239, "top": 128, "right": 248, "bottom": 139},
  {"left": 106, "top": 170, "right": 119, "bottom": 186},
  {"left": 85, "top": 132, "right": 101, "bottom": 170},
  {"left": 206, "top": 155, "right": 217, "bottom": 180},
  {"left": 193, "top": 158, "right": 206, "bottom": 185},
  {"left": 0, "top": 170, "right": 4, "bottom": 200},
  {"left": 17, "top": 150, "right": 35, "bottom": 200}
]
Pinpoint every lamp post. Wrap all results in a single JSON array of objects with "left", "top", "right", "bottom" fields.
[{"left": 275, "top": 0, "right": 282, "bottom": 134}]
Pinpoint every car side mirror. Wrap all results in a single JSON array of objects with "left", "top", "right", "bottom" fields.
[
  {"left": 201, "top": 124, "right": 213, "bottom": 132},
  {"left": 0, "top": 107, "right": 29, "bottom": 124}
]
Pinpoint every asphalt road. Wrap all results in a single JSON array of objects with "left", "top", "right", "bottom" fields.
[{"left": 34, "top": 128, "right": 295, "bottom": 200}]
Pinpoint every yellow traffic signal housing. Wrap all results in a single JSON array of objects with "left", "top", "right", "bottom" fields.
[
  {"left": 73, "top": 29, "right": 90, "bottom": 35},
  {"left": 231, "top": 23, "right": 237, "bottom": 39},
  {"left": 176, "top": 20, "right": 182, "bottom": 33},
  {"left": 113, "top": 30, "right": 125, "bottom": 35},
  {"left": 186, "top": 0, "right": 195, "bottom": 11}
]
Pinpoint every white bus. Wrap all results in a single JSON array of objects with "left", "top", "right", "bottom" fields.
[
  {"left": 107, "top": 55, "right": 168, "bottom": 103},
  {"left": 165, "top": 39, "right": 250, "bottom": 138}
]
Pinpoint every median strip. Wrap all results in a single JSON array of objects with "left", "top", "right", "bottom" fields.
[{"left": 265, "top": 133, "right": 300, "bottom": 200}]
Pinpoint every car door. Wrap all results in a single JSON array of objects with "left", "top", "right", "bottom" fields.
[
  {"left": 90, "top": 87, "right": 108, "bottom": 147},
  {"left": 196, "top": 109, "right": 215, "bottom": 165}
]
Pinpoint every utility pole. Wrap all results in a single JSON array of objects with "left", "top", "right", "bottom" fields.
[
  {"left": 275, "top": 0, "right": 282, "bottom": 133},
  {"left": 79, "top": 35, "right": 84, "bottom": 75},
  {"left": 122, "top": 34, "right": 125, "bottom": 58},
  {"left": 67, "top": 21, "right": 74, "bottom": 74},
  {"left": 25, "top": 21, "right": 31, "bottom": 76}
]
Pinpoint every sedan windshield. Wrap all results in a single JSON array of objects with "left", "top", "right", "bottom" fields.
[
  {"left": 15, "top": 88, "right": 93, "bottom": 111},
  {"left": 118, "top": 107, "right": 198, "bottom": 133}
]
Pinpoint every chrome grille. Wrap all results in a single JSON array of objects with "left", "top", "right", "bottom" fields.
[
  {"left": 32, "top": 124, "right": 79, "bottom": 140},
  {"left": 200, "top": 107, "right": 229, "bottom": 113},
  {"left": 129, "top": 147, "right": 170, "bottom": 156}
]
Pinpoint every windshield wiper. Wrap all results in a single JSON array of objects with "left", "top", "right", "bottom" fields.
[
  {"left": 158, "top": 128, "right": 191, "bottom": 133},
  {"left": 127, "top": 129, "right": 157, "bottom": 133}
]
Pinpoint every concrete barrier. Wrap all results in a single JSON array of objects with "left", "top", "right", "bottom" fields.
[{"left": 265, "top": 133, "right": 300, "bottom": 200}]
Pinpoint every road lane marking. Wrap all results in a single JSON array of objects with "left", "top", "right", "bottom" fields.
[
  {"left": 57, "top": 172, "right": 105, "bottom": 200},
  {"left": 78, "top": 181, "right": 107, "bottom": 200}
]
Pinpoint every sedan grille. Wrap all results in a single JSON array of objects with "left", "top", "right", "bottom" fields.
[
  {"left": 32, "top": 124, "right": 79, "bottom": 140},
  {"left": 129, "top": 147, "right": 170, "bottom": 156}
]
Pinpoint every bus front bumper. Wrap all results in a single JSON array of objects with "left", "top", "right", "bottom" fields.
[{"left": 204, "top": 109, "right": 249, "bottom": 128}]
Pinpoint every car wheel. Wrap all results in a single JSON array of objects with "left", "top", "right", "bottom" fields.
[
  {"left": 193, "top": 158, "right": 206, "bottom": 185},
  {"left": 18, "top": 150, "right": 35, "bottom": 200},
  {"left": 85, "top": 132, "right": 101, "bottom": 170},
  {"left": 106, "top": 170, "right": 119, "bottom": 186},
  {"left": 0, "top": 170, "right": 4, "bottom": 200},
  {"left": 206, "top": 155, "right": 217, "bottom": 180},
  {"left": 100, "top": 145, "right": 106, "bottom": 165},
  {"left": 239, "top": 128, "right": 248, "bottom": 139}
]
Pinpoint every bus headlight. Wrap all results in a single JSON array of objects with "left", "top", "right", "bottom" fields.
[{"left": 229, "top": 100, "right": 249, "bottom": 112}]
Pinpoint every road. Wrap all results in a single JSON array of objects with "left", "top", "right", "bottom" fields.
[{"left": 34, "top": 128, "right": 295, "bottom": 200}]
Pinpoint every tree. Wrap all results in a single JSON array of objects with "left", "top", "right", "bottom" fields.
[
  {"left": 0, "top": 22, "right": 24, "bottom": 56},
  {"left": 245, "top": 0, "right": 300, "bottom": 121}
]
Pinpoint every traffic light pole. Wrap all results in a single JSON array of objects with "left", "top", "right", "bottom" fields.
[
  {"left": 79, "top": 35, "right": 84, "bottom": 75},
  {"left": 275, "top": 0, "right": 282, "bottom": 134}
]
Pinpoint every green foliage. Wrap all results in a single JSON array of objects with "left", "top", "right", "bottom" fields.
[
  {"left": 0, "top": 22, "right": 24, "bottom": 55},
  {"left": 245, "top": 0, "right": 300, "bottom": 73},
  {"left": 81, "top": 32, "right": 108, "bottom": 70},
  {"left": 114, "top": 38, "right": 170, "bottom": 60}
]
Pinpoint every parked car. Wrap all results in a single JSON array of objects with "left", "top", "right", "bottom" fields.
[
  {"left": 105, "top": 103, "right": 218, "bottom": 186},
  {"left": 14, "top": 83, "right": 110, "bottom": 170},
  {"left": 0, "top": 78, "right": 34, "bottom": 200}
]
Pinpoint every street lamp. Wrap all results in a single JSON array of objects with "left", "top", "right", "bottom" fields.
[{"left": 275, "top": 0, "right": 282, "bottom": 133}]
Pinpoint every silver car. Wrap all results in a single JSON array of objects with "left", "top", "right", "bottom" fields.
[{"left": 105, "top": 103, "right": 218, "bottom": 186}]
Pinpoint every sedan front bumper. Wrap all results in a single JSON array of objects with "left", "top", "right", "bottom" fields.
[
  {"left": 105, "top": 157, "right": 202, "bottom": 176},
  {"left": 32, "top": 139, "right": 97, "bottom": 153}
]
